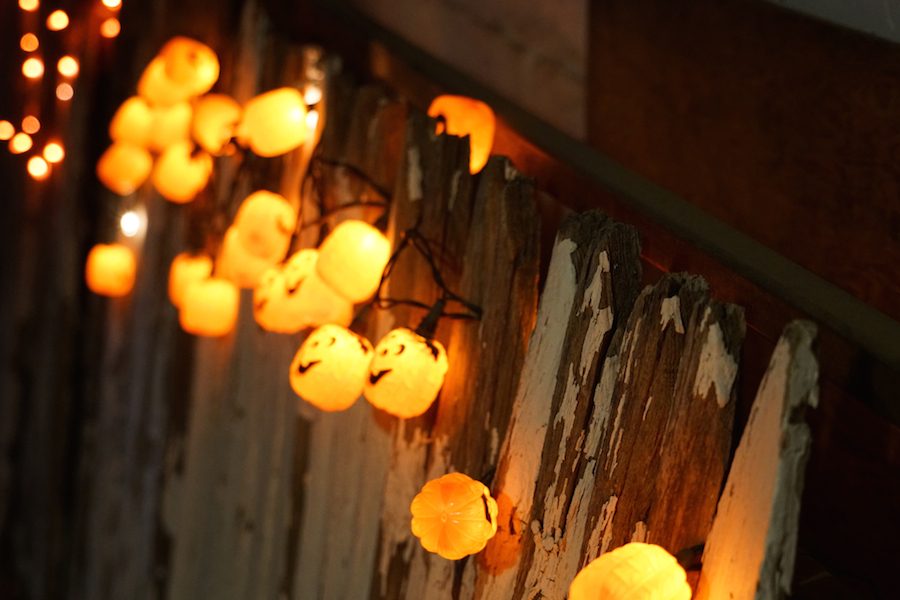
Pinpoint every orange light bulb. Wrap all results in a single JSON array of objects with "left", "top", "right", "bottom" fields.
[
  {"left": 19, "top": 0, "right": 39, "bottom": 12},
  {"left": 43, "top": 142, "right": 64, "bottom": 163},
  {"left": 46, "top": 10, "right": 69, "bottom": 31},
  {"left": 22, "top": 116, "right": 40, "bottom": 134},
  {"left": 20, "top": 34, "right": 39, "bottom": 52},
  {"left": 102, "top": 0, "right": 122, "bottom": 8},
  {"left": 22, "top": 57, "right": 44, "bottom": 79},
  {"left": 9, "top": 133, "right": 33, "bottom": 154},
  {"left": 56, "top": 83, "right": 74, "bottom": 101},
  {"left": 57, "top": 56, "right": 79, "bottom": 78},
  {"left": 0, "top": 121, "right": 14, "bottom": 141},
  {"left": 27, "top": 156, "right": 50, "bottom": 180},
  {"left": 100, "top": 18, "right": 120, "bottom": 39}
]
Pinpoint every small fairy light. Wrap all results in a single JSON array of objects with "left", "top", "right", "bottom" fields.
[
  {"left": 20, "top": 34, "right": 39, "bottom": 52},
  {"left": 56, "top": 83, "right": 74, "bottom": 101},
  {"left": 22, "top": 116, "right": 40, "bottom": 135},
  {"left": 19, "top": 0, "right": 39, "bottom": 11},
  {"left": 43, "top": 141, "right": 64, "bottom": 163},
  {"left": 47, "top": 10, "right": 70, "bottom": 31},
  {"left": 57, "top": 56, "right": 79, "bottom": 78},
  {"left": 305, "top": 109, "right": 319, "bottom": 133},
  {"left": 9, "top": 133, "right": 33, "bottom": 154},
  {"left": 102, "top": 0, "right": 122, "bottom": 8},
  {"left": 119, "top": 209, "right": 143, "bottom": 238},
  {"left": 0, "top": 121, "right": 14, "bottom": 141},
  {"left": 27, "top": 156, "right": 50, "bottom": 181},
  {"left": 22, "top": 57, "right": 44, "bottom": 79},
  {"left": 100, "top": 18, "right": 120, "bottom": 38},
  {"left": 304, "top": 84, "right": 322, "bottom": 106}
]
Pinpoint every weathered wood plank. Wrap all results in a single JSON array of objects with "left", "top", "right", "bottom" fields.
[{"left": 696, "top": 320, "right": 818, "bottom": 600}]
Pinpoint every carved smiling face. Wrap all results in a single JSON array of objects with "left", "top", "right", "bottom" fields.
[
  {"left": 363, "top": 328, "right": 449, "bottom": 418},
  {"left": 289, "top": 324, "right": 374, "bottom": 412},
  {"left": 233, "top": 191, "right": 297, "bottom": 262}
]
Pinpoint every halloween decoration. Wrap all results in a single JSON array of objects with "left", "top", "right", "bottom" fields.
[
  {"left": 97, "top": 142, "right": 153, "bottom": 195},
  {"left": 179, "top": 277, "right": 239, "bottom": 337},
  {"left": 363, "top": 327, "right": 449, "bottom": 418},
  {"left": 568, "top": 543, "right": 691, "bottom": 600},
  {"left": 169, "top": 252, "right": 213, "bottom": 308},
  {"left": 427, "top": 95, "right": 496, "bottom": 174},
  {"left": 158, "top": 37, "right": 220, "bottom": 97},
  {"left": 110, "top": 97, "right": 154, "bottom": 148},
  {"left": 192, "top": 94, "right": 241, "bottom": 155},
  {"left": 288, "top": 324, "right": 373, "bottom": 411},
  {"left": 148, "top": 101, "right": 192, "bottom": 153},
  {"left": 236, "top": 87, "right": 308, "bottom": 157},
  {"left": 410, "top": 473, "right": 498, "bottom": 560},
  {"left": 217, "top": 227, "right": 276, "bottom": 289},
  {"left": 315, "top": 220, "right": 391, "bottom": 303},
  {"left": 85, "top": 243, "right": 136, "bottom": 297},
  {"left": 137, "top": 57, "right": 194, "bottom": 106},
  {"left": 151, "top": 141, "right": 212, "bottom": 203},
  {"left": 233, "top": 190, "right": 296, "bottom": 262}
]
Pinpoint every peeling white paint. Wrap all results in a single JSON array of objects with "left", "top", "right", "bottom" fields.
[
  {"left": 631, "top": 521, "right": 648, "bottom": 543},
  {"left": 660, "top": 296, "right": 685, "bottom": 334},
  {"left": 406, "top": 146, "right": 423, "bottom": 203},
  {"left": 693, "top": 315, "right": 738, "bottom": 408}
]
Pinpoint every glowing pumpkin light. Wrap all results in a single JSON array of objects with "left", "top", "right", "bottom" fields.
[
  {"left": 85, "top": 243, "right": 136, "bottom": 297},
  {"left": 410, "top": 473, "right": 498, "bottom": 560},
  {"left": 427, "top": 95, "right": 496, "bottom": 174},
  {"left": 97, "top": 142, "right": 153, "bottom": 195},
  {"left": 217, "top": 226, "right": 277, "bottom": 289},
  {"left": 363, "top": 328, "right": 449, "bottom": 418},
  {"left": 109, "top": 96, "right": 154, "bottom": 148},
  {"left": 151, "top": 141, "right": 212, "bottom": 203},
  {"left": 168, "top": 252, "right": 213, "bottom": 307},
  {"left": 289, "top": 324, "right": 373, "bottom": 411},
  {"left": 137, "top": 57, "right": 194, "bottom": 106},
  {"left": 315, "top": 220, "right": 391, "bottom": 303},
  {"left": 179, "top": 277, "right": 239, "bottom": 337},
  {"left": 233, "top": 190, "right": 297, "bottom": 262},
  {"left": 236, "top": 88, "right": 307, "bottom": 157},
  {"left": 148, "top": 101, "right": 192, "bottom": 153},
  {"left": 192, "top": 94, "right": 241, "bottom": 155},
  {"left": 568, "top": 543, "right": 691, "bottom": 600},
  {"left": 158, "top": 37, "right": 219, "bottom": 97}
]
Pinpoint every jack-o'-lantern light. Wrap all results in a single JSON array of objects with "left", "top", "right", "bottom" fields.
[
  {"left": 152, "top": 141, "right": 212, "bottom": 203},
  {"left": 236, "top": 88, "right": 308, "bottom": 157},
  {"left": 568, "top": 543, "right": 691, "bottom": 600},
  {"left": 315, "top": 220, "right": 391, "bottom": 303},
  {"left": 288, "top": 324, "right": 373, "bottom": 412},
  {"left": 148, "top": 101, "right": 193, "bottom": 153},
  {"left": 217, "top": 226, "right": 277, "bottom": 288},
  {"left": 363, "top": 327, "right": 449, "bottom": 418},
  {"left": 179, "top": 277, "right": 239, "bottom": 337},
  {"left": 158, "top": 37, "right": 220, "bottom": 97},
  {"left": 427, "top": 95, "right": 496, "bottom": 174},
  {"left": 109, "top": 96, "right": 154, "bottom": 148},
  {"left": 192, "top": 94, "right": 241, "bottom": 155},
  {"left": 137, "top": 57, "right": 194, "bottom": 106},
  {"left": 168, "top": 252, "right": 213, "bottom": 308},
  {"left": 97, "top": 142, "right": 153, "bottom": 195},
  {"left": 85, "top": 243, "right": 136, "bottom": 297},
  {"left": 233, "top": 190, "right": 297, "bottom": 262},
  {"left": 410, "top": 473, "right": 498, "bottom": 560}
]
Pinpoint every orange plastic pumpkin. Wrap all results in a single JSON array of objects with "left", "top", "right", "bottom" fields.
[
  {"left": 315, "top": 220, "right": 391, "bottom": 303},
  {"left": 137, "top": 57, "right": 194, "bottom": 106},
  {"left": 179, "top": 277, "right": 239, "bottom": 337},
  {"left": 192, "top": 94, "right": 241, "bottom": 155},
  {"left": 568, "top": 543, "right": 691, "bottom": 600},
  {"left": 289, "top": 324, "right": 373, "bottom": 411},
  {"left": 151, "top": 141, "right": 212, "bottom": 203},
  {"left": 85, "top": 243, "right": 136, "bottom": 297},
  {"left": 109, "top": 96, "right": 153, "bottom": 148},
  {"left": 236, "top": 88, "right": 308, "bottom": 157},
  {"left": 427, "top": 95, "right": 496, "bottom": 174},
  {"left": 233, "top": 190, "right": 297, "bottom": 262},
  {"left": 148, "top": 101, "right": 192, "bottom": 153},
  {"left": 168, "top": 252, "right": 213, "bottom": 307},
  {"left": 158, "top": 37, "right": 219, "bottom": 97},
  {"left": 216, "top": 227, "right": 277, "bottom": 289},
  {"left": 410, "top": 473, "right": 498, "bottom": 560},
  {"left": 363, "top": 328, "right": 449, "bottom": 418},
  {"left": 97, "top": 142, "right": 153, "bottom": 196}
]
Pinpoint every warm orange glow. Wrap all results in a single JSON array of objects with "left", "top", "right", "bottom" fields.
[
  {"left": 102, "top": 0, "right": 122, "bottom": 8},
  {"left": 9, "top": 133, "right": 33, "bottom": 154},
  {"left": 158, "top": 37, "right": 220, "bottom": 97},
  {"left": 179, "top": 278, "right": 239, "bottom": 337},
  {"left": 315, "top": 220, "right": 391, "bottom": 303},
  {"left": 46, "top": 10, "right": 69, "bottom": 31},
  {"left": 216, "top": 227, "right": 275, "bottom": 288},
  {"left": 192, "top": 94, "right": 241, "bottom": 155},
  {"left": 109, "top": 96, "right": 153, "bottom": 147},
  {"left": 18, "top": 0, "right": 39, "bottom": 12},
  {"left": 119, "top": 209, "right": 143, "bottom": 238},
  {"left": 22, "top": 116, "right": 40, "bottom": 134},
  {"left": 57, "top": 55, "right": 79, "bottom": 78},
  {"left": 27, "top": 156, "right": 49, "bottom": 180},
  {"left": 85, "top": 243, "right": 136, "bottom": 297},
  {"left": 20, "top": 33, "right": 39, "bottom": 52},
  {"left": 236, "top": 88, "right": 308, "bottom": 157},
  {"left": 22, "top": 57, "right": 44, "bottom": 79},
  {"left": 100, "top": 18, "right": 120, "bottom": 39},
  {"left": 151, "top": 141, "right": 212, "bottom": 203},
  {"left": 56, "top": 83, "right": 74, "bottom": 101},
  {"left": 137, "top": 58, "right": 193, "bottom": 106},
  {"left": 428, "top": 95, "right": 496, "bottom": 173},
  {"left": 148, "top": 102, "right": 192, "bottom": 153},
  {"left": 569, "top": 543, "right": 691, "bottom": 600},
  {"left": 0, "top": 121, "right": 14, "bottom": 141},
  {"left": 96, "top": 142, "right": 153, "bottom": 195},
  {"left": 233, "top": 191, "right": 297, "bottom": 262},
  {"left": 168, "top": 253, "right": 213, "bottom": 308},
  {"left": 289, "top": 325, "right": 374, "bottom": 411},
  {"left": 364, "top": 328, "right": 450, "bottom": 418},
  {"left": 410, "top": 473, "right": 498, "bottom": 560},
  {"left": 43, "top": 142, "right": 65, "bottom": 163}
]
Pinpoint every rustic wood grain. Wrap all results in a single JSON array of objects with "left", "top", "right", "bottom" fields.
[{"left": 696, "top": 320, "right": 818, "bottom": 600}]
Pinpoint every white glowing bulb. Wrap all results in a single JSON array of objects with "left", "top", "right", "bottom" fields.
[
  {"left": 120, "top": 210, "right": 142, "bottom": 238},
  {"left": 305, "top": 109, "right": 319, "bottom": 133},
  {"left": 304, "top": 84, "right": 322, "bottom": 106}
]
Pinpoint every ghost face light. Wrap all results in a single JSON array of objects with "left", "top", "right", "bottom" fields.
[
  {"left": 289, "top": 324, "right": 373, "bottom": 412},
  {"left": 363, "top": 327, "right": 449, "bottom": 418}
]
